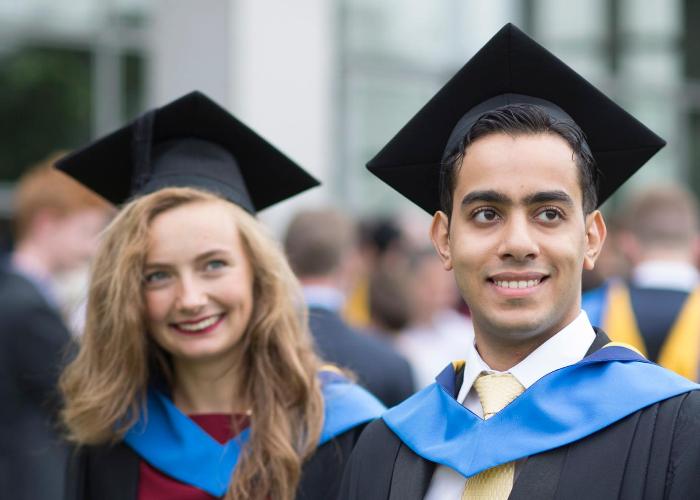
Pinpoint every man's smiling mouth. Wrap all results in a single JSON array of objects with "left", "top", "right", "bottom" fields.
[{"left": 493, "top": 278, "right": 542, "bottom": 289}]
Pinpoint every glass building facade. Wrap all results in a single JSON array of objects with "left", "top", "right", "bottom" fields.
[
  {"left": 1, "top": 0, "right": 699, "bottom": 221},
  {"left": 337, "top": 0, "right": 699, "bottom": 214}
]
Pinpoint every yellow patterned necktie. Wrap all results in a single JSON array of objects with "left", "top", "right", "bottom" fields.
[{"left": 462, "top": 373, "right": 525, "bottom": 500}]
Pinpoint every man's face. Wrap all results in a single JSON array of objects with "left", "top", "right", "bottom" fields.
[
  {"left": 431, "top": 132, "right": 605, "bottom": 345},
  {"left": 49, "top": 208, "right": 110, "bottom": 273}
]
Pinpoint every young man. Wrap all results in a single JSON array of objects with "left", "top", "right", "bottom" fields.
[
  {"left": 339, "top": 24, "right": 700, "bottom": 500},
  {"left": 1, "top": 155, "right": 112, "bottom": 500}
]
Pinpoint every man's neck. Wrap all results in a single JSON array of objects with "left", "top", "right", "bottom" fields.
[
  {"left": 12, "top": 243, "right": 54, "bottom": 281},
  {"left": 472, "top": 311, "right": 584, "bottom": 371},
  {"left": 473, "top": 331, "right": 554, "bottom": 372}
]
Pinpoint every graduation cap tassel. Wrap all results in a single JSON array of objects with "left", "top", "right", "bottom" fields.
[{"left": 131, "top": 109, "right": 157, "bottom": 194}]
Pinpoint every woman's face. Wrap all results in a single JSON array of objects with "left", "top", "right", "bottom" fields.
[{"left": 143, "top": 200, "right": 254, "bottom": 365}]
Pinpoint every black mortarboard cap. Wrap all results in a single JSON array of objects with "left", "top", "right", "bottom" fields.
[
  {"left": 56, "top": 91, "right": 319, "bottom": 214},
  {"left": 366, "top": 23, "right": 666, "bottom": 214}
]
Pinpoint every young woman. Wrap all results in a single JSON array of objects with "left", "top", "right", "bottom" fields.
[{"left": 58, "top": 92, "right": 384, "bottom": 500}]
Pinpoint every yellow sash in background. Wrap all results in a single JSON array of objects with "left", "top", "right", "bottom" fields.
[{"left": 604, "top": 283, "right": 700, "bottom": 381}]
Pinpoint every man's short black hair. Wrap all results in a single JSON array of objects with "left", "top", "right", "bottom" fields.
[{"left": 439, "top": 103, "right": 599, "bottom": 217}]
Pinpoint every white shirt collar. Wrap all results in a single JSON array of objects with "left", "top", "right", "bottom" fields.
[
  {"left": 302, "top": 285, "right": 345, "bottom": 312},
  {"left": 632, "top": 260, "right": 699, "bottom": 292},
  {"left": 457, "top": 310, "right": 596, "bottom": 405}
]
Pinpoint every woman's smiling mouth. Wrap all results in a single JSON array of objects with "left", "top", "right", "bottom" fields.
[{"left": 170, "top": 314, "right": 226, "bottom": 335}]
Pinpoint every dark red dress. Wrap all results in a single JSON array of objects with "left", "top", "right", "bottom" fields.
[{"left": 137, "top": 414, "right": 250, "bottom": 500}]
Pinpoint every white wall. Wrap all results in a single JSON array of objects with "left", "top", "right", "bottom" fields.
[
  {"left": 150, "top": 0, "right": 335, "bottom": 234},
  {"left": 149, "top": 0, "right": 233, "bottom": 107}
]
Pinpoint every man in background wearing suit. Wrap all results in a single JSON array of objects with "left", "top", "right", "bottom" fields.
[
  {"left": 583, "top": 184, "right": 700, "bottom": 380},
  {"left": 0, "top": 155, "right": 111, "bottom": 500},
  {"left": 284, "top": 208, "right": 415, "bottom": 407}
]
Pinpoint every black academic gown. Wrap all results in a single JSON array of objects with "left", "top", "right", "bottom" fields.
[
  {"left": 66, "top": 425, "right": 364, "bottom": 500},
  {"left": 338, "top": 331, "right": 700, "bottom": 500}
]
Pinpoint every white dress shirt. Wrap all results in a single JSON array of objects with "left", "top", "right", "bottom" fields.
[
  {"left": 395, "top": 310, "right": 474, "bottom": 389},
  {"left": 424, "top": 311, "right": 596, "bottom": 500},
  {"left": 302, "top": 285, "right": 345, "bottom": 312},
  {"left": 632, "top": 260, "right": 700, "bottom": 293}
]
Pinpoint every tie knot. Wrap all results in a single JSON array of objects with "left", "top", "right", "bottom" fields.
[{"left": 473, "top": 373, "right": 524, "bottom": 419}]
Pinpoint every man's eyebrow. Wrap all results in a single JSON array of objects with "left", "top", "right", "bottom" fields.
[
  {"left": 461, "top": 190, "right": 511, "bottom": 207},
  {"left": 524, "top": 190, "right": 575, "bottom": 207}
]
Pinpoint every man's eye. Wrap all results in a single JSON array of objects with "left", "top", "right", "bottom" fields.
[
  {"left": 535, "top": 208, "right": 563, "bottom": 222},
  {"left": 473, "top": 208, "right": 499, "bottom": 223}
]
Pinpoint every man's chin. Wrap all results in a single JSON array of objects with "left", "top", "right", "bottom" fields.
[{"left": 476, "top": 315, "right": 553, "bottom": 344}]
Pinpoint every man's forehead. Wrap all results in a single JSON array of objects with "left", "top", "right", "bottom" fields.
[
  {"left": 461, "top": 131, "right": 577, "bottom": 161},
  {"left": 453, "top": 141, "right": 584, "bottom": 210},
  {"left": 457, "top": 134, "right": 580, "bottom": 182}
]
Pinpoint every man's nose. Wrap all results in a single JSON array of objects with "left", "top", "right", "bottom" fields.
[{"left": 497, "top": 214, "right": 540, "bottom": 262}]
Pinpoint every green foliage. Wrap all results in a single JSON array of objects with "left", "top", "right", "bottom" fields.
[{"left": 0, "top": 46, "right": 92, "bottom": 181}]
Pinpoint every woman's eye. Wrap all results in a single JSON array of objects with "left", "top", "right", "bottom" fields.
[
  {"left": 144, "top": 270, "right": 170, "bottom": 283},
  {"left": 473, "top": 208, "right": 499, "bottom": 223},
  {"left": 205, "top": 259, "right": 227, "bottom": 271},
  {"left": 536, "top": 208, "right": 563, "bottom": 222}
]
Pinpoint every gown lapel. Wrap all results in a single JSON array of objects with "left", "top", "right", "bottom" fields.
[
  {"left": 90, "top": 443, "right": 140, "bottom": 500},
  {"left": 386, "top": 362, "right": 463, "bottom": 499},
  {"left": 509, "top": 446, "right": 568, "bottom": 500},
  {"left": 389, "top": 443, "right": 436, "bottom": 500},
  {"left": 508, "top": 329, "right": 610, "bottom": 499},
  {"left": 585, "top": 328, "right": 611, "bottom": 356}
]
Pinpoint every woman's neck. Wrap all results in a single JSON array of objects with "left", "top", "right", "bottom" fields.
[{"left": 171, "top": 355, "right": 248, "bottom": 414}]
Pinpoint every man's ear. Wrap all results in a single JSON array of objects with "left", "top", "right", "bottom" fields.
[
  {"left": 583, "top": 210, "right": 607, "bottom": 270},
  {"left": 430, "top": 211, "right": 453, "bottom": 271}
]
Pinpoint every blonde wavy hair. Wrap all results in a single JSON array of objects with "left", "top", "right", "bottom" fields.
[{"left": 60, "top": 187, "right": 324, "bottom": 499}]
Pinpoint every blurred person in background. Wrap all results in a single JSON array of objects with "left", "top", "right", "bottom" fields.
[
  {"left": 583, "top": 184, "right": 700, "bottom": 380},
  {"left": 0, "top": 153, "right": 111, "bottom": 500},
  {"left": 394, "top": 247, "right": 474, "bottom": 388},
  {"left": 343, "top": 216, "right": 408, "bottom": 328},
  {"left": 366, "top": 265, "right": 413, "bottom": 338},
  {"left": 9, "top": 153, "right": 112, "bottom": 314},
  {"left": 59, "top": 92, "right": 384, "bottom": 500},
  {"left": 285, "top": 208, "right": 415, "bottom": 407}
]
